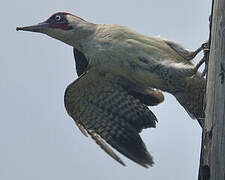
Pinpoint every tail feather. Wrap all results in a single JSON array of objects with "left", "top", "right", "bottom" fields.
[{"left": 174, "top": 75, "right": 206, "bottom": 127}]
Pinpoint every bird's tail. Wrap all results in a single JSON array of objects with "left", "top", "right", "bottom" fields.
[{"left": 173, "top": 74, "right": 206, "bottom": 127}]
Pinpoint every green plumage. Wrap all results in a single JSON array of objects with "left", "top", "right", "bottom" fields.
[
  {"left": 17, "top": 12, "right": 206, "bottom": 167},
  {"left": 64, "top": 70, "right": 157, "bottom": 167}
]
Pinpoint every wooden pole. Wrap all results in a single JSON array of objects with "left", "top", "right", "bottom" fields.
[{"left": 198, "top": 0, "right": 225, "bottom": 179}]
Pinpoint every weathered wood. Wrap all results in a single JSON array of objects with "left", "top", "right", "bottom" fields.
[{"left": 198, "top": 0, "right": 225, "bottom": 179}]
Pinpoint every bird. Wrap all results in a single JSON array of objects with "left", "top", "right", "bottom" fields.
[{"left": 17, "top": 12, "right": 206, "bottom": 168}]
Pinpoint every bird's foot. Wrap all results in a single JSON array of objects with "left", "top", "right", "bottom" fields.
[
  {"left": 186, "top": 41, "right": 208, "bottom": 61},
  {"left": 193, "top": 41, "right": 210, "bottom": 77}
]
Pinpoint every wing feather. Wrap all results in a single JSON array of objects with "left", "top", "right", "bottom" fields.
[
  {"left": 64, "top": 70, "right": 157, "bottom": 167},
  {"left": 73, "top": 47, "right": 164, "bottom": 106}
]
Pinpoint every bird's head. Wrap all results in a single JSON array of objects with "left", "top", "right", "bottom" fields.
[{"left": 17, "top": 12, "right": 92, "bottom": 46}]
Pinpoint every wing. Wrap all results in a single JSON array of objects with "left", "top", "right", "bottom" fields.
[
  {"left": 64, "top": 70, "right": 158, "bottom": 167},
  {"left": 126, "top": 88, "right": 164, "bottom": 106},
  {"left": 73, "top": 47, "right": 164, "bottom": 106}
]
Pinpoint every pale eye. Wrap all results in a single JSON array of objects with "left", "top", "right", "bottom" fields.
[{"left": 55, "top": 15, "right": 61, "bottom": 21}]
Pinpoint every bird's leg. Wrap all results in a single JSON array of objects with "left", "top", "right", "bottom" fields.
[
  {"left": 164, "top": 40, "right": 204, "bottom": 61},
  {"left": 193, "top": 41, "right": 209, "bottom": 76},
  {"left": 164, "top": 41, "right": 210, "bottom": 78},
  {"left": 200, "top": 42, "right": 210, "bottom": 77},
  {"left": 187, "top": 40, "right": 209, "bottom": 61},
  {"left": 187, "top": 46, "right": 203, "bottom": 60}
]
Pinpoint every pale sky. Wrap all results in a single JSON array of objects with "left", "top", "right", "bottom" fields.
[{"left": 1, "top": 0, "right": 211, "bottom": 179}]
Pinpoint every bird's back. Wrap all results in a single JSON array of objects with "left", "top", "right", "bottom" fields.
[{"left": 93, "top": 24, "right": 194, "bottom": 65}]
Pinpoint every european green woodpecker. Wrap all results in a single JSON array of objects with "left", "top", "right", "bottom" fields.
[{"left": 17, "top": 12, "right": 205, "bottom": 168}]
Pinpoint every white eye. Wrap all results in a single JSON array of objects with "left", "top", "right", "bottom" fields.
[{"left": 55, "top": 15, "right": 61, "bottom": 21}]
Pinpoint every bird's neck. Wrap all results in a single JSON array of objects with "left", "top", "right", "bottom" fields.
[{"left": 70, "top": 21, "right": 97, "bottom": 51}]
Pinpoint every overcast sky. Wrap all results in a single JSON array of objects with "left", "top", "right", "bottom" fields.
[{"left": 1, "top": 0, "right": 211, "bottom": 179}]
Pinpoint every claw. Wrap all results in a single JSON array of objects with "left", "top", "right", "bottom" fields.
[{"left": 201, "top": 41, "right": 209, "bottom": 51}]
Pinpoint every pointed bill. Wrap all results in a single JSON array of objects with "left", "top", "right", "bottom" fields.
[{"left": 16, "top": 22, "right": 49, "bottom": 33}]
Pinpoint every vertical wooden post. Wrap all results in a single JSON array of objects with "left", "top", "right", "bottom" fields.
[{"left": 198, "top": 0, "right": 225, "bottom": 179}]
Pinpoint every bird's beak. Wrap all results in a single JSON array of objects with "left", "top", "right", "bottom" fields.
[{"left": 16, "top": 22, "right": 49, "bottom": 33}]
